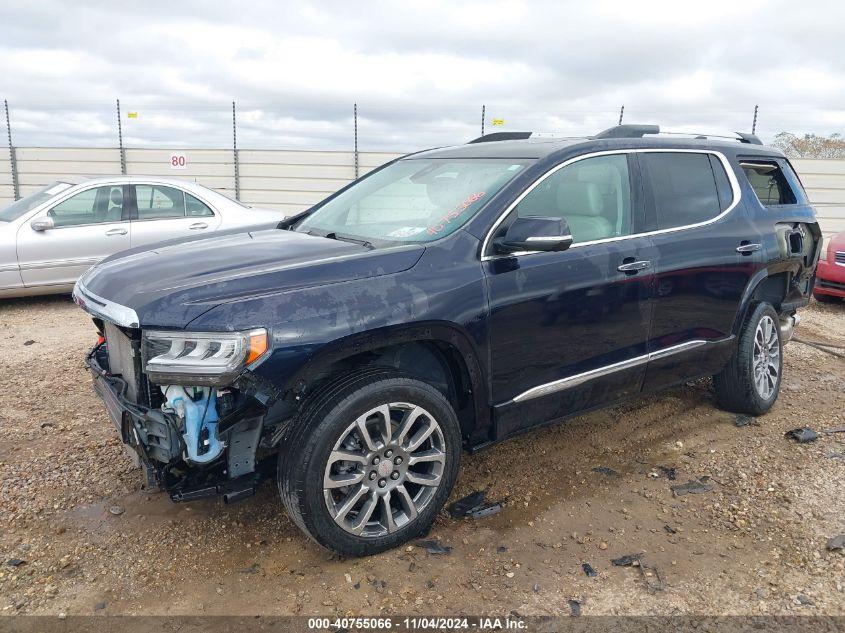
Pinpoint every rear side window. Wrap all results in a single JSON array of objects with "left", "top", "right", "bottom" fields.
[
  {"left": 134, "top": 185, "right": 186, "bottom": 220},
  {"left": 641, "top": 152, "right": 725, "bottom": 230},
  {"left": 708, "top": 155, "right": 734, "bottom": 212},
  {"left": 186, "top": 193, "right": 214, "bottom": 217},
  {"left": 740, "top": 161, "right": 797, "bottom": 206}
]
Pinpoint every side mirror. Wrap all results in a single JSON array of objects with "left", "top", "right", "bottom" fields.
[
  {"left": 30, "top": 217, "right": 55, "bottom": 232},
  {"left": 495, "top": 216, "right": 573, "bottom": 253}
]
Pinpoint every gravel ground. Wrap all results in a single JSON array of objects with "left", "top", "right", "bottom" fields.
[{"left": 0, "top": 295, "right": 843, "bottom": 617}]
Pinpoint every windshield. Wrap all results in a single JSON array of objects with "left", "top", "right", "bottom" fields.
[
  {"left": 0, "top": 181, "right": 74, "bottom": 222},
  {"left": 295, "top": 158, "right": 529, "bottom": 244}
]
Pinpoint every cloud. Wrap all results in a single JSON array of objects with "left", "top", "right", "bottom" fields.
[{"left": 0, "top": 0, "right": 843, "bottom": 150}]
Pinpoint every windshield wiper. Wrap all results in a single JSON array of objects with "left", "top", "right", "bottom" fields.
[{"left": 325, "top": 232, "right": 374, "bottom": 250}]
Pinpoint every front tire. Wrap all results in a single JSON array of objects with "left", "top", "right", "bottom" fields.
[
  {"left": 814, "top": 293, "right": 840, "bottom": 304},
  {"left": 713, "top": 302, "right": 783, "bottom": 415},
  {"left": 278, "top": 368, "right": 461, "bottom": 557}
]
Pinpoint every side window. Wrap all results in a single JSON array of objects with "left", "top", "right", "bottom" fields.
[
  {"left": 641, "top": 153, "right": 722, "bottom": 230},
  {"left": 708, "top": 155, "right": 734, "bottom": 212},
  {"left": 134, "top": 185, "right": 186, "bottom": 220},
  {"left": 186, "top": 193, "right": 214, "bottom": 217},
  {"left": 514, "top": 154, "right": 632, "bottom": 244},
  {"left": 740, "top": 161, "right": 797, "bottom": 206},
  {"left": 48, "top": 186, "right": 124, "bottom": 227}
]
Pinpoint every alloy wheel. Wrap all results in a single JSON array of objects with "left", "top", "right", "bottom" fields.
[
  {"left": 752, "top": 315, "right": 780, "bottom": 400},
  {"left": 323, "top": 402, "right": 446, "bottom": 538}
]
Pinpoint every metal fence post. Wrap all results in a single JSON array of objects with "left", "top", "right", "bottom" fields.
[
  {"left": 481, "top": 104, "right": 485, "bottom": 136},
  {"left": 5, "top": 99, "right": 19, "bottom": 201},
  {"left": 751, "top": 104, "right": 759, "bottom": 134},
  {"left": 232, "top": 100, "right": 240, "bottom": 200},
  {"left": 353, "top": 102, "right": 359, "bottom": 180},
  {"left": 618, "top": 104, "right": 625, "bottom": 126},
  {"left": 116, "top": 99, "right": 126, "bottom": 175}
]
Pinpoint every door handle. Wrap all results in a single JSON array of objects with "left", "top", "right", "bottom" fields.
[
  {"left": 189, "top": 222, "right": 209, "bottom": 230},
  {"left": 617, "top": 260, "right": 652, "bottom": 273},
  {"left": 105, "top": 228, "right": 127, "bottom": 236},
  {"left": 736, "top": 242, "right": 761, "bottom": 254}
]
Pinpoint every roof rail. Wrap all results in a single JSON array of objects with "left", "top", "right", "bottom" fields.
[
  {"left": 595, "top": 124, "right": 763, "bottom": 145},
  {"left": 734, "top": 132, "right": 763, "bottom": 145},
  {"left": 593, "top": 124, "right": 660, "bottom": 139},
  {"left": 468, "top": 131, "right": 533, "bottom": 144}
]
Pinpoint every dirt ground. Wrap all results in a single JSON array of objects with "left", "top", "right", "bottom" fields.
[{"left": 0, "top": 295, "right": 843, "bottom": 617}]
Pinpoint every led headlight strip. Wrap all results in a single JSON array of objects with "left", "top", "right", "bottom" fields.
[{"left": 143, "top": 328, "right": 268, "bottom": 386}]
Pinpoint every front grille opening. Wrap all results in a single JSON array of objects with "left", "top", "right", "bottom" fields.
[
  {"left": 142, "top": 373, "right": 164, "bottom": 409},
  {"left": 103, "top": 322, "right": 146, "bottom": 406},
  {"left": 819, "top": 279, "right": 845, "bottom": 291}
]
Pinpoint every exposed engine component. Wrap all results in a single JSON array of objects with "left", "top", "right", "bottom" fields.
[{"left": 162, "top": 386, "right": 225, "bottom": 464}]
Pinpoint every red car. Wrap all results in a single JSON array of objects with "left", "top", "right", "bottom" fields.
[{"left": 815, "top": 230, "right": 845, "bottom": 303}]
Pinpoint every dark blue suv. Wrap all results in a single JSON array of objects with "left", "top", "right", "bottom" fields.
[{"left": 74, "top": 124, "right": 820, "bottom": 556}]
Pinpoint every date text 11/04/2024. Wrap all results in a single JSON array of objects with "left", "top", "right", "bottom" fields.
[{"left": 307, "top": 616, "right": 527, "bottom": 630}]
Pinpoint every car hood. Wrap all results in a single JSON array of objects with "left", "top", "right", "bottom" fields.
[{"left": 77, "top": 228, "right": 424, "bottom": 328}]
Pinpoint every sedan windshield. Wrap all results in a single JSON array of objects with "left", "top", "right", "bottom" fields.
[
  {"left": 295, "top": 158, "right": 529, "bottom": 244},
  {"left": 0, "top": 181, "right": 74, "bottom": 222}
]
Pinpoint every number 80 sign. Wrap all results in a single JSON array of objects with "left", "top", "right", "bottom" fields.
[{"left": 169, "top": 153, "right": 188, "bottom": 169}]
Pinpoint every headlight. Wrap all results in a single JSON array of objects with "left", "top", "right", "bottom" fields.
[{"left": 142, "top": 328, "right": 269, "bottom": 386}]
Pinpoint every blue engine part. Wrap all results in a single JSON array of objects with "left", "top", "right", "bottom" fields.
[{"left": 169, "top": 387, "right": 224, "bottom": 464}]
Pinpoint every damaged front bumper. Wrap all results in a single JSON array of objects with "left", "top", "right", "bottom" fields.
[
  {"left": 86, "top": 344, "right": 180, "bottom": 477},
  {"left": 85, "top": 344, "right": 269, "bottom": 502}
]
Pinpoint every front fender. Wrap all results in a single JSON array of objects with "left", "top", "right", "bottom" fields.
[{"left": 277, "top": 320, "right": 487, "bottom": 397}]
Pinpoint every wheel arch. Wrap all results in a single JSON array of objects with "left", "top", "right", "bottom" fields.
[
  {"left": 731, "top": 267, "right": 793, "bottom": 337},
  {"left": 283, "top": 322, "right": 491, "bottom": 446}
]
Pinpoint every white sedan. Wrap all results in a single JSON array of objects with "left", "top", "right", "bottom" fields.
[{"left": 0, "top": 176, "right": 287, "bottom": 298}]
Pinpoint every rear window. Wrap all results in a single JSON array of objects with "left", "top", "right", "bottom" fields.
[
  {"left": 740, "top": 160, "right": 797, "bottom": 206},
  {"left": 641, "top": 152, "right": 728, "bottom": 230}
]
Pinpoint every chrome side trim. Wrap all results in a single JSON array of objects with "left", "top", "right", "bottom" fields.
[
  {"left": 19, "top": 257, "right": 101, "bottom": 271},
  {"left": 526, "top": 235, "right": 573, "bottom": 244},
  {"left": 72, "top": 280, "right": 140, "bottom": 329},
  {"left": 481, "top": 149, "right": 742, "bottom": 261},
  {"left": 509, "top": 339, "right": 709, "bottom": 404},
  {"left": 648, "top": 339, "right": 708, "bottom": 360}
]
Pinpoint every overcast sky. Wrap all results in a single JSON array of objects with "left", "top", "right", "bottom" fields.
[{"left": 1, "top": 0, "right": 843, "bottom": 150}]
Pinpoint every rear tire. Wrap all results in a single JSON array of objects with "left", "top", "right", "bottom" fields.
[
  {"left": 277, "top": 367, "right": 461, "bottom": 557},
  {"left": 713, "top": 302, "right": 783, "bottom": 415},
  {"left": 814, "top": 293, "right": 840, "bottom": 304}
]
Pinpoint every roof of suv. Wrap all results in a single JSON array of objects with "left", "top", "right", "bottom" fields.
[{"left": 409, "top": 125, "right": 786, "bottom": 161}]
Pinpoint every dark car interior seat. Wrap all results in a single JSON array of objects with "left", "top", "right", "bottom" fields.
[
  {"left": 105, "top": 188, "right": 124, "bottom": 221},
  {"left": 94, "top": 187, "right": 124, "bottom": 223}
]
